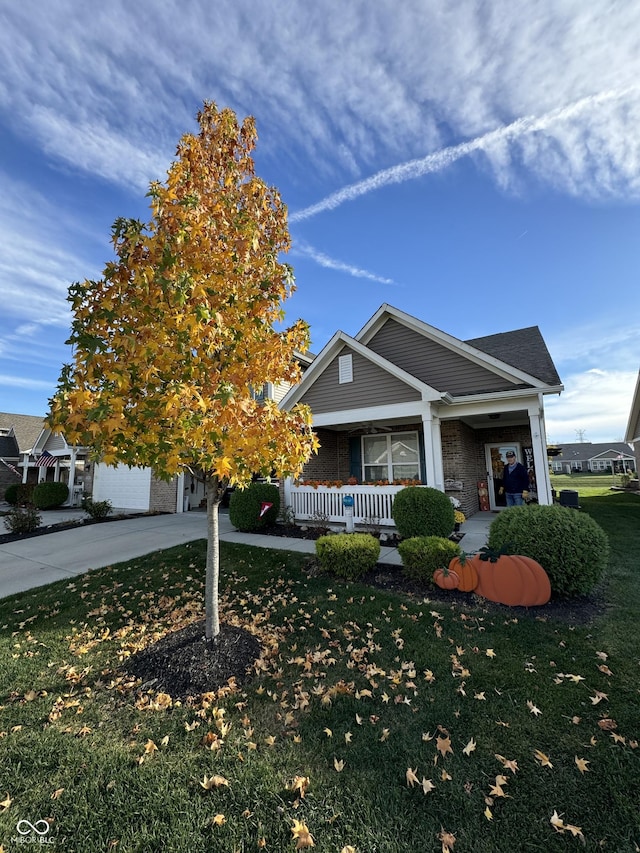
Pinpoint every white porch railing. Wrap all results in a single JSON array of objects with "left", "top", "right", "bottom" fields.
[{"left": 286, "top": 484, "right": 404, "bottom": 526}]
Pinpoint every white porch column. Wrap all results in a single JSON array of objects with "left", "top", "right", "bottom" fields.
[
  {"left": 176, "top": 473, "right": 185, "bottom": 512},
  {"left": 529, "top": 403, "right": 552, "bottom": 505},
  {"left": 284, "top": 476, "right": 293, "bottom": 510},
  {"left": 65, "top": 448, "right": 78, "bottom": 505},
  {"left": 431, "top": 415, "right": 444, "bottom": 491},
  {"left": 21, "top": 453, "right": 29, "bottom": 484},
  {"left": 421, "top": 405, "right": 438, "bottom": 488}
]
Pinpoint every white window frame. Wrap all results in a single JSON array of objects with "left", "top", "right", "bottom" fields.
[{"left": 361, "top": 431, "right": 420, "bottom": 482}]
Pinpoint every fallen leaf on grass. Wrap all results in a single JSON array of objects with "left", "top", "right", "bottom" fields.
[
  {"left": 550, "top": 810, "right": 585, "bottom": 841},
  {"left": 527, "top": 701, "right": 542, "bottom": 716},
  {"left": 0, "top": 793, "right": 11, "bottom": 812},
  {"left": 211, "top": 814, "right": 226, "bottom": 827},
  {"left": 533, "top": 749, "right": 553, "bottom": 768},
  {"left": 334, "top": 758, "right": 345, "bottom": 772},
  {"left": 575, "top": 757, "right": 590, "bottom": 774},
  {"left": 287, "top": 776, "right": 310, "bottom": 799},
  {"left": 437, "top": 735, "right": 453, "bottom": 758},
  {"left": 422, "top": 778, "right": 435, "bottom": 794},
  {"left": 438, "top": 828, "right": 456, "bottom": 852},
  {"left": 291, "top": 819, "right": 314, "bottom": 849},
  {"left": 406, "top": 767, "right": 420, "bottom": 787},
  {"left": 462, "top": 738, "right": 476, "bottom": 756},
  {"left": 200, "top": 774, "right": 230, "bottom": 790}
]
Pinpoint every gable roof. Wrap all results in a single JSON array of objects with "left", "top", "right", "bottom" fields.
[
  {"left": 625, "top": 369, "right": 640, "bottom": 444},
  {"left": 466, "top": 327, "right": 562, "bottom": 387},
  {"left": 552, "top": 442, "right": 636, "bottom": 464},
  {"left": 357, "top": 304, "right": 562, "bottom": 394},
  {"left": 0, "top": 434, "right": 20, "bottom": 458},
  {"left": 282, "top": 305, "right": 563, "bottom": 416},
  {"left": 0, "top": 413, "right": 46, "bottom": 454},
  {"left": 280, "top": 330, "right": 447, "bottom": 411}
]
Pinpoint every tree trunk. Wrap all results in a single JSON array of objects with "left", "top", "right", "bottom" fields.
[{"left": 205, "top": 475, "right": 223, "bottom": 640}]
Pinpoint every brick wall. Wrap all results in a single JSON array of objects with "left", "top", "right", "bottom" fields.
[{"left": 149, "top": 474, "right": 178, "bottom": 513}]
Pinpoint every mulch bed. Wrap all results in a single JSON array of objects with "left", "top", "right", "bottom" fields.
[
  {"left": 0, "top": 511, "right": 162, "bottom": 545},
  {"left": 123, "top": 621, "right": 262, "bottom": 700}
]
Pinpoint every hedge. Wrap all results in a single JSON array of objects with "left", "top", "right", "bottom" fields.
[
  {"left": 488, "top": 504, "right": 609, "bottom": 596},
  {"left": 229, "top": 482, "right": 280, "bottom": 531},
  {"left": 315, "top": 533, "right": 380, "bottom": 580},
  {"left": 392, "top": 486, "right": 455, "bottom": 539},
  {"left": 32, "top": 482, "right": 69, "bottom": 509},
  {"left": 398, "top": 535, "right": 462, "bottom": 583}
]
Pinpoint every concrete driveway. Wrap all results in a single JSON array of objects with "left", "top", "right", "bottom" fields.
[{"left": 0, "top": 511, "right": 216, "bottom": 599}]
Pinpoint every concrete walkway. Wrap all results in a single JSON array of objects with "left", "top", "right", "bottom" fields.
[{"left": 0, "top": 507, "right": 492, "bottom": 600}]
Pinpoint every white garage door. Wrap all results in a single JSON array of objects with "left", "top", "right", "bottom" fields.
[{"left": 92, "top": 464, "right": 151, "bottom": 511}]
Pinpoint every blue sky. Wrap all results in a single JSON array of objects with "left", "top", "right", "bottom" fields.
[{"left": 1, "top": 1, "right": 639, "bottom": 444}]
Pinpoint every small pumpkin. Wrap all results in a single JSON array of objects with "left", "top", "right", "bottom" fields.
[
  {"left": 474, "top": 552, "right": 550, "bottom": 606},
  {"left": 433, "top": 565, "right": 460, "bottom": 590},
  {"left": 448, "top": 555, "right": 479, "bottom": 592}
]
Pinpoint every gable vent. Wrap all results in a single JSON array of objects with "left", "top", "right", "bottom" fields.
[{"left": 338, "top": 353, "right": 353, "bottom": 384}]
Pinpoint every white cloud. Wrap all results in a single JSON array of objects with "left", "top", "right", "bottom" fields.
[
  {"left": 293, "top": 242, "right": 397, "bottom": 285},
  {"left": 2, "top": 1, "right": 640, "bottom": 201},
  {"left": 545, "top": 368, "right": 637, "bottom": 443}
]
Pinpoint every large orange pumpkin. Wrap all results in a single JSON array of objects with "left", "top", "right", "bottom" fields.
[
  {"left": 448, "top": 556, "right": 479, "bottom": 592},
  {"left": 474, "top": 554, "right": 550, "bottom": 606}
]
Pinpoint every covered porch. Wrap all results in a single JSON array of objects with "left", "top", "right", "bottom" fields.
[{"left": 284, "top": 395, "right": 554, "bottom": 526}]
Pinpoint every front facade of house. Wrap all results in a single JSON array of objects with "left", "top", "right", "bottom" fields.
[
  {"left": 280, "top": 304, "right": 563, "bottom": 525},
  {"left": 549, "top": 442, "right": 637, "bottom": 474},
  {"left": 625, "top": 369, "right": 640, "bottom": 449}
]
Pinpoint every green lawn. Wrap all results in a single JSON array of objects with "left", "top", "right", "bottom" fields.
[
  {"left": 1, "top": 493, "right": 639, "bottom": 852},
  {"left": 550, "top": 472, "right": 633, "bottom": 497}
]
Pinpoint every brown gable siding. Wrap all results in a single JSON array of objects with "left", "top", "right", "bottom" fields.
[
  {"left": 367, "top": 318, "right": 525, "bottom": 396},
  {"left": 299, "top": 345, "right": 421, "bottom": 413}
]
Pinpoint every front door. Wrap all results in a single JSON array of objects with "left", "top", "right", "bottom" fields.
[{"left": 485, "top": 443, "right": 522, "bottom": 510}]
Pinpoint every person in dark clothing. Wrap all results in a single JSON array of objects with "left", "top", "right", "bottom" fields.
[{"left": 500, "top": 450, "right": 530, "bottom": 506}]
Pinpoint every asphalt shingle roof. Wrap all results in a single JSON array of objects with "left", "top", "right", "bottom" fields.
[
  {"left": 466, "top": 326, "right": 562, "bottom": 387},
  {"left": 0, "top": 413, "right": 46, "bottom": 454}
]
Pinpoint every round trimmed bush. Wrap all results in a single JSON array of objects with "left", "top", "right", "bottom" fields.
[
  {"left": 4, "top": 483, "right": 35, "bottom": 506},
  {"left": 487, "top": 504, "right": 609, "bottom": 596},
  {"left": 398, "top": 535, "right": 462, "bottom": 583},
  {"left": 229, "top": 482, "right": 280, "bottom": 531},
  {"left": 315, "top": 533, "right": 380, "bottom": 580},
  {"left": 32, "top": 481, "right": 69, "bottom": 509},
  {"left": 392, "top": 486, "right": 455, "bottom": 539},
  {"left": 4, "top": 483, "right": 19, "bottom": 505}
]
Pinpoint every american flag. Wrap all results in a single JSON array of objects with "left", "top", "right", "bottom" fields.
[
  {"left": 36, "top": 450, "right": 57, "bottom": 468},
  {"left": 0, "top": 457, "right": 21, "bottom": 478}
]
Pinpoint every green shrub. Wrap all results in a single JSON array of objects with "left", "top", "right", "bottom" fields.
[
  {"left": 398, "top": 535, "right": 462, "bottom": 583},
  {"left": 32, "top": 481, "right": 69, "bottom": 509},
  {"left": 4, "top": 483, "right": 35, "bottom": 506},
  {"left": 392, "top": 486, "right": 455, "bottom": 539},
  {"left": 229, "top": 482, "right": 280, "bottom": 531},
  {"left": 3, "top": 505, "right": 42, "bottom": 534},
  {"left": 315, "top": 533, "right": 380, "bottom": 580},
  {"left": 488, "top": 504, "right": 609, "bottom": 596},
  {"left": 82, "top": 496, "right": 113, "bottom": 519}
]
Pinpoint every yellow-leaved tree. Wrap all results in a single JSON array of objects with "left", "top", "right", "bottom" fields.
[{"left": 48, "top": 101, "right": 318, "bottom": 640}]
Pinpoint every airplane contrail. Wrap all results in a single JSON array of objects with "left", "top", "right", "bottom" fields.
[{"left": 290, "top": 87, "right": 638, "bottom": 224}]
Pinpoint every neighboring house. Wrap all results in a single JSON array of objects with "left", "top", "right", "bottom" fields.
[
  {"left": 280, "top": 303, "right": 563, "bottom": 524},
  {"left": 625, "top": 369, "right": 640, "bottom": 449},
  {"left": 1, "top": 350, "right": 315, "bottom": 513},
  {"left": 549, "top": 441, "right": 636, "bottom": 475}
]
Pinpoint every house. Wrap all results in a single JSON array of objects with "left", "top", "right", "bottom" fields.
[
  {"left": 625, "top": 369, "right": 640, "bottom": 449},
  {"left": 280, "top": 304, "right": 563, "bottom": 525},
  {"left": 0, "top": 412, "right": 46, "bottom": 495},
  {"left": 549, "top": 442, "right": 636, "bottom": 475}
]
